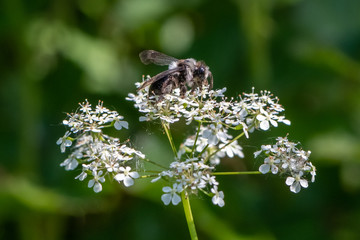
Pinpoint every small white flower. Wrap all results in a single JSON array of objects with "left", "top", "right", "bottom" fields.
[
  {"left": 256, "top": 110, "right": 278, "bottom": 131},
  {"left": 259, "top": 156, "right": 280, "bottom": 174},
  {"left": 88, "top": 170, "right": 105, "bottom": 193},
  {"left": 211, "top": 186, "right": 225, "bottom": 207},
  {"left": 285, "top": 172, "right": 308, "bottom": 193},
  {"left": 75, "top": 171, "right": 87, "bottom": 181},
  {"left": 202, "top": 174, "right": 218, "bottom": 186},
  {"left": 114, "top": 166, "right": 139, "bottom": 187},
  {"left": 114, "top": 120, "right": 129, "bottom": 130},
  {"left": 161, "top": 184, "right": 182, "bottom": 205},
  {"left": 56, "top": 131, "right": 72, "bottom": 153},
  {"left": 79, "top": 100, "right": 92, "bottom": 113},
  {"left": 60, "top": 157, "right": 78, "bottom": 170}
]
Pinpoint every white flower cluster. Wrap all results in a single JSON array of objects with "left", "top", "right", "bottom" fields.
[
  {"left": 254, "top": 136, "right": 316, "bottom": 193},
  {"left": 152, "top": 158, "right": 225, "bottom": 207},
  {"left": 127, "top": 83, "right": 290, "bottom": 137},
  {"left": 57, "top": 100, "right": 144, "bottom": 192},
  {"left": 151, "top": 125, "right": 244, "bottom": 207}
]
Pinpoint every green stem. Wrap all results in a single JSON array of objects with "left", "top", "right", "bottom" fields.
[
  {"left": 191, "top": 121, "right": 202, "bottom": 157},
  {"left": 139, "top": 174, "right": 160, "bottom": 179},
  {"left": 161, "top": 122, "right": 198, "bottom": 239},
  {"left": 141, "top": 158, "right": 168, "bottom": 169},
  {"left": 181, "top": 191, "right": 198, "bottom": 240},
  {"left": 161, "top": 121, "right": 178, "bottom": 157},
  {"left": 212, "top": 171, "right": 261, "bottom": 175}
]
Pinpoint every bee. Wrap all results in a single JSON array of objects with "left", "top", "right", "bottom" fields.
[{"left": 137, "top": 50, "right": 213, "bottom": 99}]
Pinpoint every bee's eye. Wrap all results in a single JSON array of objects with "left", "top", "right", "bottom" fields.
[{"left": 195, "top": 67, "right": 205, "bottom": 77}]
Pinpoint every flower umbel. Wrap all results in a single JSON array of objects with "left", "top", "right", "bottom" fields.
[
  {"left": 254, "top": 136, "right": 315, "bottom": 193},
  {"left": 57, "top": 100, "right": 145, "bottom": 193},
  {"left": 127, "top": 84, "right": 290, "bottom": 137}
]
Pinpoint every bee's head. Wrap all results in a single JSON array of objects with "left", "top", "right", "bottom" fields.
[{"left": 194, "top": 62, "right": 209, "bottom": 79}]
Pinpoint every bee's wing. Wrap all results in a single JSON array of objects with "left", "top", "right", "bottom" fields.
[
  {"left": 139, "top": 50, "right": 178, "bottom": 66},
  {"left": 137, "top": 66, "right": 184, "bottom": 90}
]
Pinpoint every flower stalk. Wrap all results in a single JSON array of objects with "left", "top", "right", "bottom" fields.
[
  {"left": 161, "top": 120, "right": 178, "bottom": 157},
  {"left": 212, "top": 171, "right": 261, "bottom": 175},
  {"left": 181, "top": 191, "right": 198, "bottom": 240}
]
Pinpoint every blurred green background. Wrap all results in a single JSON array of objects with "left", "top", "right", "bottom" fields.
[{"left": 1, "top": 0, "right": 360, "bottom": 239}]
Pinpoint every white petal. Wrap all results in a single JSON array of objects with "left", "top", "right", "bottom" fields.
[
  {"left": 254, "top": 150, "right": 262, "bottom": 158},
  {"left": 65, "top": 140, "right": 72, "bottom": 147},
  {"left": 151, "top": 176, "right": 161, "bottom": 183},
  {"left": 67, "top": 159, "right": 78, "bottom": 170},
  {"left": 88, "top": 179, "right": 95, "bottom": 188},
  {"left": 139, "top": 116, "right": 147, "bottom": 122},
  {"left": 270, "top": 165, "right": 279, "bottom": 174},
  {"left": 259, "top": 164, "right": 270, "bottom": 174},
  {"left": 162, "top": 186, "right": 172, "bottom": 193},
  {"left": 299, "top": 179, "right": 308, "bottom": 188},
  {"left": 270, "top": 120, "right": 278, "bottom": 127},
  {"left": 217, "top": 132, "right": 228, "bottom": 142},
  {"left": 172, "top": 193, "right": 181, "bottom": 205},
  {"left": 256, "top": 115, "right": 266, "bottom": 121},
  {"left": 226, "top": 148, "right": 234, "bottom": 158},
  {"left": 114, "top": 173, "right": 125, "bottom": 182},
  {"left": 282, "top": 119, "right": 291, "bottom": 125},
  {"left": 208, "top": 134, "right": 219, "bottom": 145},
  {"left": 202, "top": 129, "right": 211, "bottom": 138},
  {"left": 129, "top": 171, "right": 139, "bottom": 179},
  {"left": 93, "top": 182, "right": 103, "bottom": 193},
  {"left": 56, "top": 138, "right": 62, "bottom": 145},
  {"left": 218, "top": 198, "right": 225, "bottom": 207},
  {"left": 135, "top": 151, "right": 145, "bottom": 159},
  {"left": 123, "top": 176, "right": 134, "bottom": 187},
  {"left": 99, "top": 177, "right": 105, "bottom": 183},
  {"left": 259, "top": 120, "right": 270, "bottom": 131},
  {"left": 122, "top": 121, "right": 129, "bottom": 129},
  {"left": 212, "top": 195, "right": 218, "bottom": 205},
  {"left": 285, "top": 177, "right": 295, "bottom": 186},
  {"left": 291, "top": 182, "right": 301, "bottom": 193},
  {"left": 161, "top": 193, "right": 171, "bottom": 205},
  {"left": 60, "top": 144, "right": 66, "bottom": 153}
]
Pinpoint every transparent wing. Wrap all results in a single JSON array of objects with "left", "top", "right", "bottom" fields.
[{"left": 139, "top": 50, "right": 178, "bottom": 66}]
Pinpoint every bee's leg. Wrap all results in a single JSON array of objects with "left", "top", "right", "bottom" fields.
[
  {"left": 208, "top": 72, "right": 213, "bottom": 90},
  {"left": 160, "top": 76, "right": 177, "bottom": 96},
  {"left": 190, "top": 79, "right": 201, "bottom": 94},
  {"left": 180, "top": 82, "right": 187, "bottom": 98},
  {"left": 161, "top": 81, "right": 173, "bottom": 95}
]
